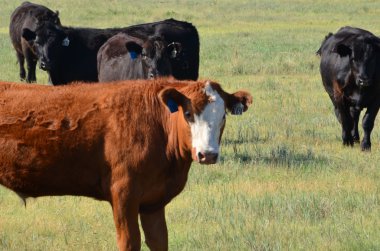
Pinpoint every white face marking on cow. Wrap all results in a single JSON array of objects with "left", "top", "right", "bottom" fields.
[{"left": 189, "top": 82, "right": 226, "bottom": 164}]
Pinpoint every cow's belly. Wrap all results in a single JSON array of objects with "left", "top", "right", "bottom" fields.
[{"left": 0, "top": 138, "right": 108, "bottom": 199}]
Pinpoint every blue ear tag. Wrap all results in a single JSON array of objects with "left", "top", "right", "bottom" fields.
[
  {"left": 167, "top": 98, "right": 178, "bottom": 113},
  {"left": 129, "top": 51, "right": 137, "bottom": 60},
  {"left": 231, "top": 102, "right": 244, "bottom": 115}
]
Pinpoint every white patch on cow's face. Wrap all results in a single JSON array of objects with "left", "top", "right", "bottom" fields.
[{"left": 189, "top": 82, "right": 226, "bottom": 163}]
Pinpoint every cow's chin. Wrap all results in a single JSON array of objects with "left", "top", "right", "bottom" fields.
[{"left": 199, "top": 158, "right": 218, "bottom": 165}]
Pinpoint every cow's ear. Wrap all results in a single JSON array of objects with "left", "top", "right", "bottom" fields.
[
  {"left": 159, "top": 87, "right": 189, "bottom": 114},
  {"left": 54, "top": 11, "right": 60, "bottom": 24},
  {"left": 333, "top": 43, "right": 352, "bottom": 57},
  {"left": 126, "top": 42, "right": 143, "bottom": 59},
  {"left": 167, "top": 42, "right": 182, "bottom": 58},
  {"left": 21, "top": 28, "right": 36, "bottom": 45},
  {"left": 225, "top": 91, "right": 252, "bottom": 115}
]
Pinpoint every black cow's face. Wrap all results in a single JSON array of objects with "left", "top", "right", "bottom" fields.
[
  {"left": 142, "top": 37, "right": 173, "bottom": 79},
  {"left": 335, "top": 38, "right": 379, "bottom": 88},
  {"left": 125, "top": 36, "right": 181, "bottom": 79},
  {"left": 22, "top": 23, "right": 68, "bottom": 71}
]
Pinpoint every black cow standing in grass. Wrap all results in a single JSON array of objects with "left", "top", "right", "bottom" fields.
[
  {"left": 21, "top": 19, "right": 199, "bottom": 85},
  {"left": 317, "top": 26, "right": 380, "bottom": 151},
  {"left": 22, "top": 22, "right": 124, "bottom": 85},
  {"left": 97, "top": 33, "right": 181, "bottom": 82},
  {"left": 9, "top": 1, "right": 60, "bottom": 83}
]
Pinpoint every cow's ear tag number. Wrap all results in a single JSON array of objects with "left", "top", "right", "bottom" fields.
[
  {"left": 231, "top": 102, "right": 244, "bottom": 115},
  {"left": 130, "top": 51, "right": 137, "bottom": 60},
  {"left": 167, "top": 98, "right": 178, "bottom": 113},
  {"left": 62, "top": 37, "right": 70, "bottom": 47}
]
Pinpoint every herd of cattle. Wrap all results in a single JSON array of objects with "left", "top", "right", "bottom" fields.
[
  {"left": 1, "top": 1, "right": 380, "bottom": 251},
  {"left": 10, "top": 2, "right": 199, "bottom": 84}
]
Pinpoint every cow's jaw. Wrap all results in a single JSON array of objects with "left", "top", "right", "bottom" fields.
[{"left": 190, "top": 83, "right": 226, "bottom": 165}]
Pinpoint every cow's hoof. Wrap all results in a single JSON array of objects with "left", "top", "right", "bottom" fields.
[
  {"left": 361, "top": 142, "right": 371, "bottom": 151},
  {"left": 20, "top": 72, "right": 26, "bottom": 81},
  {"left": 352, "top": 135, "right": 360, "bottom": 143},
  {"left": 343, "top": 139, "right": 354, "bottom": 147},
  {"left": 26, "top": 78, "right": 36, "bottom": 83}
]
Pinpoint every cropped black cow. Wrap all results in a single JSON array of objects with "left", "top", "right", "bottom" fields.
[
  {"left": 97, "top": 33, "right": 179, "bottom": 82},
  {"left": 9, "top": 1, "right": 60, "bottom": 82},
  {"left": 22, "top": 19, "right": 199, "bottom": 85},
  {"left": 317, "top": 26, "right": 380, "bottom": 151},
  {"left": 22, "top": 22, "right": 124, "bottom": 85},
  {"left": 117, "top": 18, "right": 199, "bottom": 81}
]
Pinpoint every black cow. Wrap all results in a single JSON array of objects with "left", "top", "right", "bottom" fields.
[
  {"left": 9, "top": 1, "right": 60, "bottom": 82},
  {"left": 97, "top": 33, "right": 180, "bottom": 81},
  {"left": 119, "top": 18, "right": 199, "bottom": 81},
  {"left": 22, "top": 18, "right": 199, "bottom": 85},
  {"left": 317, "top": 26, "right": 380, "bottom": 151},
  {"left": 22, "top": 22, "right": 124, "bottom": 85}
]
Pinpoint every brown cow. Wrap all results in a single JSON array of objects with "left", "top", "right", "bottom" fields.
[{"left": 0, "top": 78, "right": 252, "bottom": 251}]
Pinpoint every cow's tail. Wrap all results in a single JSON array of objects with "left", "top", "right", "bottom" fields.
[{"left": 316, "top": 32, "right": 333, "bottom": 56}]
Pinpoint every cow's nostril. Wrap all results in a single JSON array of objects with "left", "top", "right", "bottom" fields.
[
  {"left": 358, "top": 78, "right": 370, "bottom": 87},
  {"left": 197, "top": 152, "right": 205, "bottom": 161}
]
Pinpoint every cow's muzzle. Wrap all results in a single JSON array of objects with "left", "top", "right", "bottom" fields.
[
  {"left": 197, "top": 151, "right": 219, "bottom": 165},
  {"left": 357, "top": 78, "right": 371, "bottom": 87},
  {"left": 39, "top": 60, "right": 51, "bottom": 71}
]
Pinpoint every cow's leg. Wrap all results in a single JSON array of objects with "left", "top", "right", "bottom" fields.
[
  {"left": 337, "top": 103, "right": 354, "bottom": 146},
  {"left": 140, "top": 208, "right": 168, "bottom": 251},
  {"left": 16, "top": 51, "right": 26, "bottom": 81},
  {"left": 334, "top": 106, "right": 342, "bottom": 123},
  {"left": 350, "top": 107, "right": 361, "bottom": 143},
  {"left": 23, "top": 48, "right": 37, "bottom": 83},
  {"left": 111, "top": 185, "right": 141, "bottom": 251},
  {"left": 361, "top": 105, "right": 380, "bottom": 151}
]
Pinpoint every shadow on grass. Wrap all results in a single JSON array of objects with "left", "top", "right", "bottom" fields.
[{"left": 221, "top": 145, "right": 329, "bottom": 168}]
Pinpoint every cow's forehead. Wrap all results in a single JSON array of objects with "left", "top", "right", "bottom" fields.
[
  {"left": 37, "top": 24, "right": 61, "bottom": 36},
  {"left": 190, "top": 81, "right": 225, "bottom": 114}
]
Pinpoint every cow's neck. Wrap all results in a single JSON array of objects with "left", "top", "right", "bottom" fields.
[
  {"left": 139, "top": 111, "right": 193, "bottom": 214},
  {"left": 165, "top": 112, "right": 193, "bottom": 168}
]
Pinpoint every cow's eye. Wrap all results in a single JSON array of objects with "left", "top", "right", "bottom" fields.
[{"left": 184, "top": 110, "right": 192, "bottom": 120}]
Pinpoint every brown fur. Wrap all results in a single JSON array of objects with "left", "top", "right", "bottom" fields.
[{"left": 0, "top": 78, "right": 252, "bottom": 251}]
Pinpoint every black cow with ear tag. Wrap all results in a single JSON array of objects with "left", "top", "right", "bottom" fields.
[
  {"left": 22, "top": 22, "right": 124, "bottom": 85},
  {"left": 317, "top": 26, "right": 380, "bottom": 151},
  {"left": 97, "top": 33, "right": 175, "bottom": 82}
]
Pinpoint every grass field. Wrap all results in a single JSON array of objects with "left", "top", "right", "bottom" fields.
[{"left": 0, "top": 0, "right": 380, "bottom": 250}]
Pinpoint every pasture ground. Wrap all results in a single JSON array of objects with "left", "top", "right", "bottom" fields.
[{"left": 0, "top": 0, "right": 379, "bottom": 250}]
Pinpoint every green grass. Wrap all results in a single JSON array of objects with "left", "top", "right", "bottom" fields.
[{"left": 1, "top": 0, "right": 380, "bottom": 250}]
